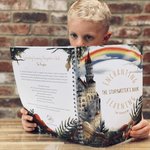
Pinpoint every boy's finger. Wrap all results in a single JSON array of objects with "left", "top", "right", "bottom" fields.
[
  {"left": 24, "top": 121, "right": 37, "bottom": 128},
  {"left": 22, "top": 118, "right": 37, "bottom": 128},
  {"left": 24, "top": 126, "right": 36, "bottom": 132},
  {"left": 20, "top": 108, "right": 28, "bottom": 115},
  {"left": 130, "top": 125, "right": 150, "bottom": 138},
  {"left": 132, "top": 120, "right": 148, "bottom": 131},
  {"left": 22, "top": 114, "right": 33, "bottom": 122},
  {"left": 130, "top": 129, "right": 149, "bottom": 138}
]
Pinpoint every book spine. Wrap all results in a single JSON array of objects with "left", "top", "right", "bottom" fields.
[
  {"left": 76, "top": 47, "right": 84, "bottom": 144},
  {"left": 72, "top": 49, "right": 78, "bottom": 121}
]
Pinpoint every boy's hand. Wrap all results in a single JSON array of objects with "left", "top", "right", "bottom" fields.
[
  {"left": 130, "top": 119, "right": 150, "bottom": 139},
  {"left": 20, "top": 108, "right": 37, "bottom": 132}
]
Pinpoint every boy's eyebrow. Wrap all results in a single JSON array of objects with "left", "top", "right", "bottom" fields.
[
  {"left": 84, "top": 32, "right": 97, "bottom": 36},
  {"left": 69, "top": 31, "right": 76, "bottom": 34},
  {"left": 70, "top": 31, "right": 93, "bottom": 35}
]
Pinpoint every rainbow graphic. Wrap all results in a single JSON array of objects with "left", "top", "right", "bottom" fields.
[{"left": 79, "top": 47, "right": 142, "bottom": 68}]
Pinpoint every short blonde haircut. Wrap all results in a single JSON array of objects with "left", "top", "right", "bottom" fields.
[{"left": 68, "top": 0, "right": 111, "bottom": 32}]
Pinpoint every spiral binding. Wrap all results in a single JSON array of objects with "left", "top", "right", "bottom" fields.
[
  {"left": 71, "top": 49, "right": 78, "bottom": 122},
  {"left": 76, "top": 47, "right": 84, "bottom": 144},
  {"left": 71, "top": 47, "right": 84, "bottom": 144}
]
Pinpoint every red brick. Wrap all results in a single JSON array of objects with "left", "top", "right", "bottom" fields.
[
  {"left": 143, "top": 76, "right": 150, "bottom": 86},
  {"left": 33, "top": 25, "right": 49, "bottom": 35},
  {"left": 144, "top": 40, "right": 150, "bottom": 50},
  {"left": 0, "top": 25, "right": 30, "bottom": 35},
  {"left": 0, "top": 37, "right": 12, "bottom": 47},
  {"left": 105, "top": 39, "right": 123, "bottom": 45},
  {"left": 0, "top": 0, "right": 29, "bottom": 10},
  {"left": 124, "top": 39, "right": 147, "bottom": 45},
  {"left": 145, "top": 2, "right": 150, "bottom": 13},
  {"left": 143, "top": 28, "right": 150, "bottom": 37},
  {"left": 124, "top": 39, "right": 150, "bottom": 51},
  {"left": 0, "top": 86, "right": 13, "bottom": 95},
  {"left": 0, "top": 98, "right": 22, "bottom": 107},
  {"left": 52, "top": 38, "right": 70, "bottom": 46},
  {"left": 49, "top": 26, "right": 68, "bottom": 36},
  {"left": 109, "top": 27, "right": 141, "bottom": 38},
  {"left": 14, "top": 86, "right": 19, "bottom": 95},
  {"left": 16, "top": 37, "right": 49, "bottom": 46},
  {"left": 124, "top": 15, "right": 150, "bottom": 26},
  {"left": 0, "top": 110, "right": 15, "bottom": 118},
  {"left": 0, "top": 62, "right": 13, "bottom": 72},
  {"left": 144, "top": 40, "right": 150, "bottom": 46},
  {"left": 13, "top": 12, "right": 48, "bottom": 23},
  {"left": 0, "top": 50, "right": 11, "bottom": 59},
  {"left": 143, "top": 52, "right": 150, "bottom": 62},
  {"left": 33, "top": 25, "right": 68, "bottom": 36},
  {"left": 110, "top": 16, "right": 122, "bottom": 25},
  {"left": 0, "top": 12, "right": 10, "bottom": 22},
  {"left": 143, "top": 99, "right": 150, "bottom": 109},
  {"left": 143, "top": 64, "right": 150, "bottom": 74},
  {"left": 108, "top": 3, "right": 142, "bottom": 13},
  {"left": 143, "top": 87, "right": 150, "bottom": 98},
  {"left": 124, "top": 39, "right": 143, "bottom": 45},
  {"left": 32, "top": 0, "right": 67, "bottom": 11},
  {"left": 143, "top": 40, "right": 150, "bottom": 48},
  {"left": 0, "top": 73, "right": 15, "bottom": 84},
  {"left": 51, "top": 12, "right": 67, "bottom": 24}
]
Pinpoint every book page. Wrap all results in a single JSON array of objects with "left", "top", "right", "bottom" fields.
[{"left": 12, "top": 47, "right": 77, "bottom": 131}]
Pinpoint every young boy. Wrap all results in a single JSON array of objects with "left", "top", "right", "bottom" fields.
[{"left": 21, "top": 0, "right": 150, "bottom": 139}]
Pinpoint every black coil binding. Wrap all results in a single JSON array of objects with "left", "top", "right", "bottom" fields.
[{"left": 76, "top": 47, "right": 84, "bottom": 144}]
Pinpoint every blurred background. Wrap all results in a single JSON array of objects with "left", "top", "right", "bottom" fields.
[{"left": 0, "top": 0, "right": 150, "bottom": 119}]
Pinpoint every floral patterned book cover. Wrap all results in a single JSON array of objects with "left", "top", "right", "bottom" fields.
[{"left": 10, "top": 44, "right": 143, "bottom": 147}]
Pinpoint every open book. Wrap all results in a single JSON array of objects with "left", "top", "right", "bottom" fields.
[{"left": 10, "top": 45, "right": 143, "bottom": 147}]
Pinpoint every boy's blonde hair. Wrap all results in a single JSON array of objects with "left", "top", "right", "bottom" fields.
[{"left": 68, "top": 0, "right": 111, "bottom": 32}]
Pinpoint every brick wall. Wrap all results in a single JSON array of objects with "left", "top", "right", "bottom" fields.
[{"left": 0, "top": 0, "right": 150, "bottom": 119}]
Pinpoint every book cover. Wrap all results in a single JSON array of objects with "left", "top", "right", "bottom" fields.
[
  {"left": 76, "top": 45, "right": 142, "bottom": 146},
  {"left": 10, "top": 44, "right": 143, "bottom": 147}
]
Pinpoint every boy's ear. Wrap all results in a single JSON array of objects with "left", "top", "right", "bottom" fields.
[{"left": 102, "top": 32, "right": 111, "bottom": 45}]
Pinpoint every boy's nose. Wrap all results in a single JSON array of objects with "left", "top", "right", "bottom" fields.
[{"left": 76, "top": 38, "right": 85, "bottom": 47}]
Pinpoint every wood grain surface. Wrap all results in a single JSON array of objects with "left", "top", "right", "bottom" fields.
[{"left": 0, "top": 119, "right": 149, "bottom": 150}]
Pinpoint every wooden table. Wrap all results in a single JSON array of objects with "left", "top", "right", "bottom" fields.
[{"left": 0, "top": 119, "right": 150, "bottom": 150}]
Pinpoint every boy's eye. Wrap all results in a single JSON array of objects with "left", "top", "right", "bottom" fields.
[
  {"left": 85, "top": 35, "right": 93, "bottom": 41},
  {"left": 70, "top": 33, "right": 77, "bottom": 38}
]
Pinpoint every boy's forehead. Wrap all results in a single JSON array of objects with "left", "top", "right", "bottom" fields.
[{"left": 68, "top": 18, "right": 103, "bottom": 31}]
